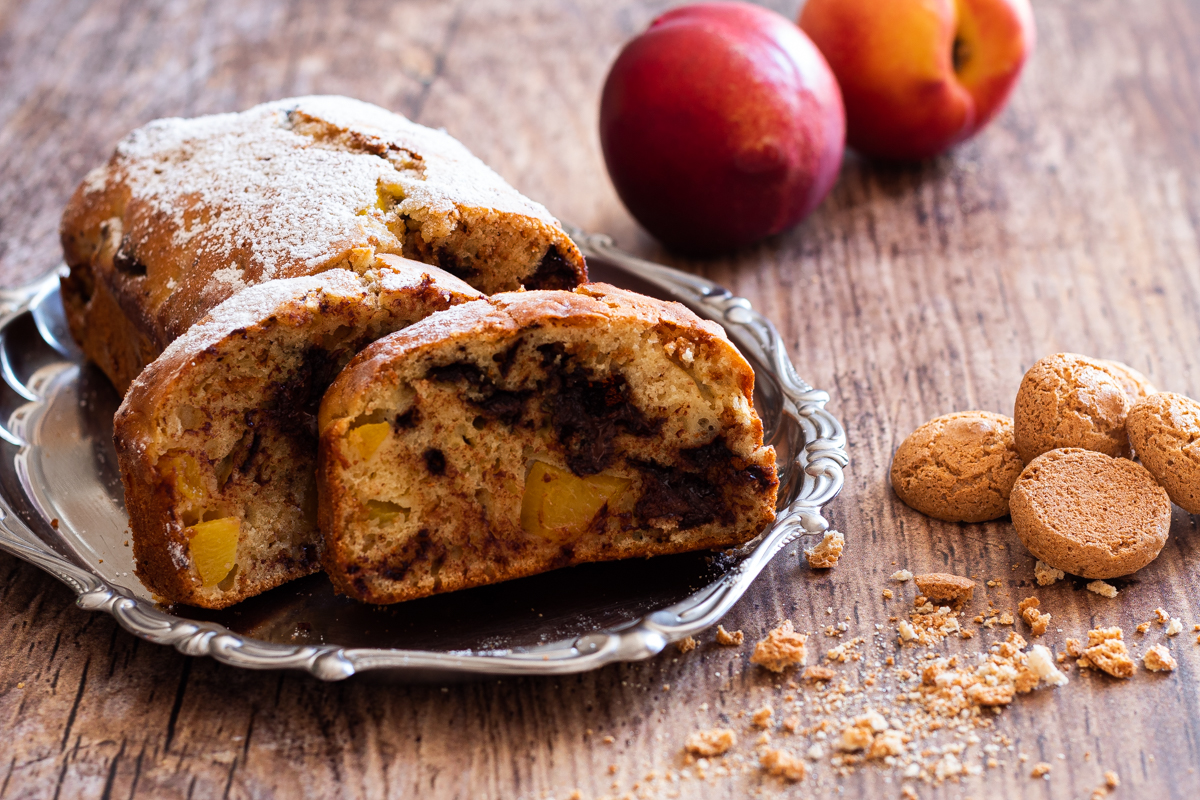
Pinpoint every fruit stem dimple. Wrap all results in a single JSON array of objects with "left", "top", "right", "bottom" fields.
[{"left": 952, "top": 36, "right": 971, "bottom": 73}]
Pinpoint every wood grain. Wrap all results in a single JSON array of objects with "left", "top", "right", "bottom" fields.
[{"left": 2, "top": 0, "right": 1200, "bottom": 797}]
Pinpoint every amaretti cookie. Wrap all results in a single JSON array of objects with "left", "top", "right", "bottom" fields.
[
  {"left": 890, "top": 411, "right": 1023, "bottom": 522},
  {"left": 61, "top": 95, "right": 586, "bottom": 393},
  {"left": 1013, "top": 354, "right": 1131, "bottom": 463},
  {"left": 317, "top": 283, "right": 779, "bottom": 604},
  {"left": 1099, "top": 359, "right": 1157, "bottom": 401},
  {"left": 114, "top": 258, "right": 481, "bottom": 608},
  {"left": 1009, "top": 448, "right": 1170, "bottom": 579},
  {"left": 1127, "top": 392, "right": 1200, "bottom": 514}
]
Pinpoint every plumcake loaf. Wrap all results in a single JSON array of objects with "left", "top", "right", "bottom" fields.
[
  {"left": 317, "top": 283, "right": 779, "bottom": 604},
  {"left": 114, "top": 258, "right": 481, "bottom": 608},
  {"left": 61, "top": 95, "right": 586, "bottom": 394}
]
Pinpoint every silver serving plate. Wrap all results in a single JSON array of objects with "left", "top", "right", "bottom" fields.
[{"left": 0, "top": 231, "right": 847, "bottom": 681}]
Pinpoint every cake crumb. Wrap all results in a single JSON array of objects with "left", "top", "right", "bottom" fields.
[
  {"left": 881, "top": 589, "right": 893, "bottom": 600},
  {"left": 1143, "top": 644, "right": 1177, "bottom": 672},
  {"left": 1081, "top": 627, "right": 1135, "bottom": 678},
  {"left": 805, "top": 530, "right": 845, "bottom": 569},
  {"left": 1018, "top": 597, "right": 1051, "bottom": 636},
  {"left": 1087, "top": 580, "right": 1118, "bottom": 598},
  {"left": 913, "top": 573, "right": 974, "bottom": 605},
  {"left": 1105, "top": 771, "right": 1120, "bottom": 788},
  {"left": 1031, "top": 762, "right": 1052, "bottom": 778},
  {"left": 750, "top": 621, "right": 807, "bottom": 673},
  {"left": 1034, "top": 560, "right": 1065, "bottom": 586},
  {"left": 715, "top": 625, "right": 744, "bottom": 646},
  {"left": 1155, "top": 607, "right": 1170, "bottom": 624},
  {"left": 751, "top": 705, "right": 774, "bottom": 729},
  {"left": 567, "top": 791, "right": 582, "bottom": 800},
  {"left": 1136, "top": 622, "right": 1151, "bottom": 634},
  {"left": 759, "top": 748, "right": 806, "bottom": 782},
  {"left": 1166, "top": 618, "right": 1183, "bottom": 636},
  {"left": 602, "top": 735, "right": 615, "bottom": 744},
  {"left": 684, "top": 728, "right": 736, "bottom": 757},
  {"left": 676, "top": 636, "right": 697, "bottom": 654},
  {"left": 891, "top": 569, "right": 913, "bottom": 582},
  {"left": 803, "top": 665, "right": 835, "bottom": 682}
]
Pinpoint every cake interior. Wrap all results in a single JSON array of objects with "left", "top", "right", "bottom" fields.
[
  {"left": 324, "top": 319, "right": 777, "bottom": 603},
  {"left": 127, "top": 280, "right": 455, "bottom": 608}
]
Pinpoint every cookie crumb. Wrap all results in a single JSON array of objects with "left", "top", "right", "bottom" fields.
[
  {"left": 802, "top": 665, "right": 835, "bottom": 682},
  {"left": 890, "top": 569, "right": 913, "bottom": 582},
  {"left": 1143, "top": 644, "right": 1177, "bottom": 672},
  {"left": 676, "top": 636, "right": 697, "bottom": 654},
  {"left": 750, "top": 621, "right": 807, "bottom": 673},
  {"left": 881, "top": 589, "right": 893, "bottom": 600},
  {"left": 1086, "top": 580, "right": 1118, "bottom": 598},
  {"left": 913, "top": 573, "right": 975, "bottom": 605},
  {"left": 759, "top": 748, "right": 806, "bottom": 782},
  {"left": 1081, "top": 627, "right": 1135, "bottom": 678},
  {"left": 804, "top": 530, "right": 845, "bottom": 569},
  {"left": 1031, "top": 762, "right": 1052, "bottom": 779},
  {"left": 714, "top": 625, "right": 743, "bottom": 646},
  {"left": 1105, "top": 770, "right": 1120, "bottom": 788},
  {"left": 1018, "top": 597, "right": 1051, "bottom": 636},
  {"left": 1034, "top": 560, "right": 1065, "bottom": 586},
  {"left": 751, "top": 705, "right": 774, "bottom": 729},
  {"left": 1136, "top": 622, "right": 1151, "bottom": 634},
  {"left": 602, "top": 735, "right": 615, "bottom": 744},
  {"left": 1027, "top": 644, "right": 1069, "bottom": 687},
  {"left": 1155, "top": 607, "right": 1170, "bottom": 624},
  {"left": 684, "top": 728, "right": 736, "bottom": 757}
]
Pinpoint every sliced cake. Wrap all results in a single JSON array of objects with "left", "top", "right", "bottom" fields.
[
  {"left": 114, "top": 257, "right": 481, "bottom": 608},
  {"left": 61, "top": 95, "right": 586, "bottom": 393},
  {"left": 317, "top": 283, "right": 779, "bottom": 604}
]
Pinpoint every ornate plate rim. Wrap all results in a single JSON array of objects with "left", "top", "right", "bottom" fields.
[{"left": 0, "top": 232, "right": 847, "bottom": 681}]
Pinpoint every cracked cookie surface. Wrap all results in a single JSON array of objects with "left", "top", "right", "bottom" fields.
[
  {"left": 1013, "top": 353, "right": 1131, "bottom": 463},
  {"left": 1127, "top": 392, "right": 1200, "bottom": 514},
  {"left": 890, "top": 411, "right": 1023, "bottom": 522}
]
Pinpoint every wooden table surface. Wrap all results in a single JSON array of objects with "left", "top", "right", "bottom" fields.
[{"left": 2, "top": 0, "right": 1200, "bottom": 798}]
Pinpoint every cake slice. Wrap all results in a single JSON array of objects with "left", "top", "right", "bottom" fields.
[
  {"left": 114, "top": 257, "right": 481, "bottom": 608},
  {"left": 317, "top": 283, "right": 779, "bottom": 604},
  {"left": 61, "top": 95, "right": 586, "bottom": 394}
]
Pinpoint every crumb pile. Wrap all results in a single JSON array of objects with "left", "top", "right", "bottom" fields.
[{"left": 578, "top": 561, "right": 1193, "bottom": 800}]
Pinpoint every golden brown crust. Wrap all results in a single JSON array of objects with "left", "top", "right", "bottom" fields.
[
  {"left": 890, "top": 411, "right": 1023, "bottom": 522},
  {"left": 1009, "top": 448, "right": 1170, "bottom": 579},
  {"left": 116, "top": 260, "right": 481, "bottom": 608},
  {"left": 318, "top": 283, "right": 776, "bottom": 604},
  {"left": 60, "top": 95, "right": 585, "bottom": 393},
  {"left": 1013, "top": 354, "right": 1131, "bottom": 463},
  {"left": 1126, "top": 392, "right": 1200, "bottom": 514}
]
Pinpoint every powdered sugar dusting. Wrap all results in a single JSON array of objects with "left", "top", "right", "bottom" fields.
[{"left": 103, "top": 96, "right": 559, "bottom": 300}]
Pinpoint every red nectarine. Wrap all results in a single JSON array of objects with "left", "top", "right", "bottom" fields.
[
  {"left": 799, "top": 0, "right": 1036, "bottom": 161},
  {"left": 600, "top": 2, "right": 845, "bottom": 254}
]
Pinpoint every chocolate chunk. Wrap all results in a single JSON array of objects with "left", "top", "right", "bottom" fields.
[
  {"left": 541, "top": 355, "right": 660, "bottom": 476},
  {"left": 112, "top": 238, "right": 147, "bottom": 277},
  {"left": 428, "top": 362, "right": 529, "bottom": 426},
  {"left": 423, "top": 448, "right": 446, "bottom": 476},
  {"left": 635, "top": 462, "right": 725, "bottom": 529},
  {"left": 525, "top": 245, "right": 581, "bottom": 290},
  {"left": 270, "top": 347, "right": 340, "bottom": 447},
  {"left": 394, "top": 407, "right": 421, "bottom": 429}
]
